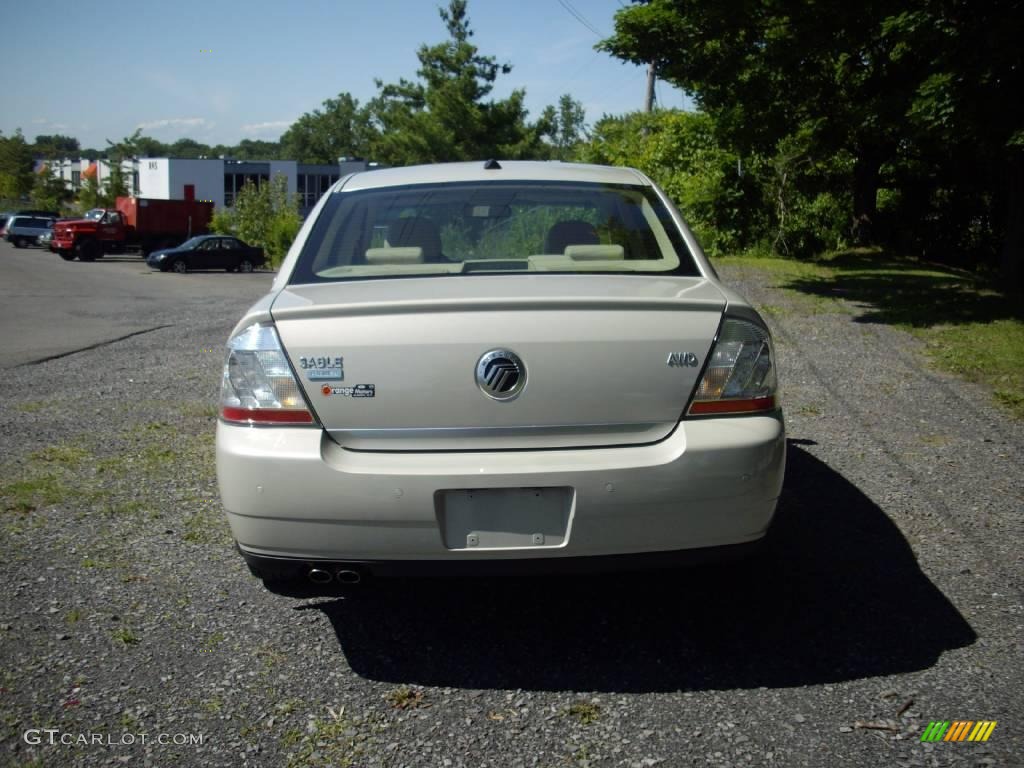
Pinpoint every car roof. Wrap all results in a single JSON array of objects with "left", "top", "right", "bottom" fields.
[
  {"left": 9, "top": 215, "right": 52, "bottom": 223},
  {"left": 339, "top": 160, "right": 649, "bottom": 192}
]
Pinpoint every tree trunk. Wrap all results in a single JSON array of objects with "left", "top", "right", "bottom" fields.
[
  {"left": 851, "top": 148, "right": 882, "bottom": 246},
  {"left": 1000, "top": 150, "right": 1024, "bottom": 297}
]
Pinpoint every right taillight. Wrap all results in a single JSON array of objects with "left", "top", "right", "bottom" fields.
[
  {"left": 688, "top": 317, "right": 778, "bottom": 416},
  {"left": 219, "top": 323, "right": 317, "bottom": 426}
]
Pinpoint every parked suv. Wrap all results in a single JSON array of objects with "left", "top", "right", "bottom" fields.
[
  {"left": 4, "top": 215, "right": 55, "bottom": 247},
  {"left": 0, "top": 212, "right": 15, "bottom": 238}
]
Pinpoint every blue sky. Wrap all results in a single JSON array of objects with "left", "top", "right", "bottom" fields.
[{"left": 1, "top": 0, "right": 688, "bottom": 152}]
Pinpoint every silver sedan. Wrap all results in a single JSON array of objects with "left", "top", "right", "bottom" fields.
[{"left": 216, "top": 161, "right": 785, "bottom": 590}]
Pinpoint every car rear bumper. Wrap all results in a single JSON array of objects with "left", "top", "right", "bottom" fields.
[{"left": 217, "top": 413, "right": 786, "bottom": 567}]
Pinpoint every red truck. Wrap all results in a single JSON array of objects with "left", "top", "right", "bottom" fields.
[{"left": 51, "top": 197, "right": 214, "bottom": 261}]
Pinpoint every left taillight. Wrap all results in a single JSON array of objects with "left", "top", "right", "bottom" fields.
[{"left": 219, "top": 323, "right": 316, "bottom": 426}]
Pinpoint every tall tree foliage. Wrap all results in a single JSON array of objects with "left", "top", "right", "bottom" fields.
[
  {"left": 210, "top": 174, "right": 300, "bottom": 267},
  {"left": 30, "top": 164, "right": 71, "bottom": 211},
  {"left": 368, "top": 0, "right": 547, "bottom": 164},
  {"left": 280, "top": 93, "right": 373, "bottom": 164},
  {"left": 32, "top": 134, "right": 81, "bottom": 159},
  {"left": 0, "top": 130, "right": 36, "bottom": 200},
  {"left": 600, "top": 0, "right": 1024, "bottom": 290},
  {"left": 540, "top": 94, "right": 588, "bottom": 160}
]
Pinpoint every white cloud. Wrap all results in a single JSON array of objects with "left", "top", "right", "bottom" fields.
[
  {"left": 136, "top": 117, "right": 209, "bottom": 132},
  {"left": 30, "top": 118, "right": 69, "bottom": 131},
  {"left": 240, "top": 120, "right": 292, "bottom": 137}
]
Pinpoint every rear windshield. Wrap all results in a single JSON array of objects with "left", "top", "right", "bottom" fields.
[{"left": 289, "top": 180, "right": 700, "bottom": 283}]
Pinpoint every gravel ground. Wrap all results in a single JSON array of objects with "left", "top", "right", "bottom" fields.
[{"left": 1, "top": 256, "right": 1021, "bottom": 768}]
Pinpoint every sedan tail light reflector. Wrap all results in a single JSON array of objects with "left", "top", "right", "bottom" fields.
[
  {"left": 219, "top": 323, "right": 316, "bottom": 426},
  {"left": 688, "top": 318, "right": 778, "bottom": 416}
]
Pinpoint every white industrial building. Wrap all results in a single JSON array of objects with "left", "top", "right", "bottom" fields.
[{"left": 49, "top": 157, "right": 377, "bottom": 215}]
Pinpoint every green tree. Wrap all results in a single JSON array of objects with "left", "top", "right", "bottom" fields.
[
  {"left": 102, "top": 130, "right": 142, "bottom": 203},
  {"left": 30, "top": 164, "right": 71, "bottom": 211},
  {"left": 133, "top": 135, "right": 169, "bottom": 157},
  {"left": 168, "top": 138, "right": 212, "bottom": 158},
  {"left": 368, "top": 0, "right": 546, "bottom": 165},
  {"left": 232, "top": 139, "right": 282, "bottom": 160},
  {"left": 540, "top": 94, "right": 587, "bottom": 160},
  {"left": 600, "top": 0, "right": 921, "bottom": 244},
  {"left": 232, "top": 179, "right": 272, "bottom": 249},
  {"left": 224, "top": 173, "right": 300, "bottom": 267},
  {"left": 280, "top": 93, "right": 374, "bottom": 163},
  {"left": 266, "top": 174, "right": 302, "bottom": 264},
  {"left": 581, "top": 109, "right": 768, "bottom": 255},
  {"left": 32, "top": 134, "right": 81, "bottom": 158},
  {"left": 209, "top": 206, "right": 236, "bottom": 236},
  {"left": 78, "top": 174, "right": 103, "bottom": 209},
  {"left": 600, "top": 0, "right": 1024, "bottom": 288},
  {"left": 0, "top": 129, "right": 36, "bottom": 200}
]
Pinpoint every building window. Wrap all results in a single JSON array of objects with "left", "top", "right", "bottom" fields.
[{"left": 71, "top": 171, "right": 81, "bottom": 189}]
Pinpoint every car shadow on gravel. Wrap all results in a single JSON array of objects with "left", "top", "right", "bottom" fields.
[{"left": 304, "top": 443, "right": 976, "bottom": 692}]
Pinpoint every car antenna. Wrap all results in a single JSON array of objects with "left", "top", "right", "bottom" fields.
[{"left": 483, "top": 159, "right": 502, "bottom": 170}]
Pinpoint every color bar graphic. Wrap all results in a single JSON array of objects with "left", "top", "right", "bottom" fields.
[
  {"left": 967, "top": 721, "right": 998, "bottom": 742},
  {"left": 944, "top": 721, "right": 972, "bottom": 741},
  {"left": 921, "top": 721, "right": 950, "bottom": 742},
  {"left": 920, "top": 720, "right": 997, "bottom": 742}
]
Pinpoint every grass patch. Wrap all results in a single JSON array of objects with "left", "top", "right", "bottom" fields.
[
  {"left": 715, "top": 248, "right": 1024, "bottom": 418},
  {"left": 140, "top": 446, "right": 178, "bottom": 471},
  {"left": 1, "top": 475, "right": 71, "bottom": 513},
  {"left": 14, "top": 401, "right": 48, "bottom": 414},
  {"left": 182, "top": 505, "right": 229, "bottom": 545},
  {"left": 112, "top": 628, "right": 139, "bottom": 645},
  {"left": 29, "top": 444, "right": 91, "bottom": 467},
  {"left": 181, "top": 402, "right": 218, "bottom": 419},
  {"left": 386, "top": 687, "right": 424, "bottom": 710},
  {"left": 82, "top": 556, "right": 116, "bottom": 569},
  {"left": 202, "top": 697, "right": 223, "bottom": 714},
  {"left": 275, "top": 698, "right": 302, "bottom": 715},
  {"left": 562, "top": 701, "right": 601, "bottom": 725},
  {"left": 284, "top": 713, "right": 379, "bottom": 768}
]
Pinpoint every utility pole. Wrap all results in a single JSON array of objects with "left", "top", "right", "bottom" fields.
[{"left": 644, "top": 62, "right": 656, "bottom": 113}]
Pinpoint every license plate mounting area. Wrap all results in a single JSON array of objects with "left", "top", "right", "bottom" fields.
[{"left": 436, "top": 487, "right": 574, "bottom": 550}]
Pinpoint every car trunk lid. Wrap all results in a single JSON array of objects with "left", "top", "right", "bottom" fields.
[{"left": 271, "top": 275, "right": 726, "bottom": 450}]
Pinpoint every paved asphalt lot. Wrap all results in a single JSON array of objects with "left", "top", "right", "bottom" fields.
[{"left": 0, "top": 241, "right": 1021, "bottom": 767}]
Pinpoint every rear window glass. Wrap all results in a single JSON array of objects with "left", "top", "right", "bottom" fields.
[{"left": 289, "top": 180, "right": 699, "bottom": 283}]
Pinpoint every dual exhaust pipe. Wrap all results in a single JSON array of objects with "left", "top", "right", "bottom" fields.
[{"left": 308, "top": 568, "right": 362, "bottom": 585}]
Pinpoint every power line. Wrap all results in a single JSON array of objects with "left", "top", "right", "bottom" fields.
[{"left": 556, "top": 0, "right": 604, "bottom": 38}]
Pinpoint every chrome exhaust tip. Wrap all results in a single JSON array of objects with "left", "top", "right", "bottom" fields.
[
  {"left": 336, "top": 569, "right": 362, "bottom": 585},
  {"left": 308, "top": 568, "right": 333, "bottom": 584}
]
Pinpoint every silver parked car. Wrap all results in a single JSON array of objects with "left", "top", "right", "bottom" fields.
[
  {"left": 216, "top": 161, "right": 785, "bottom": 589},
  {"left": 5, "top": 215, "right": 55, "bottom": 247}
]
